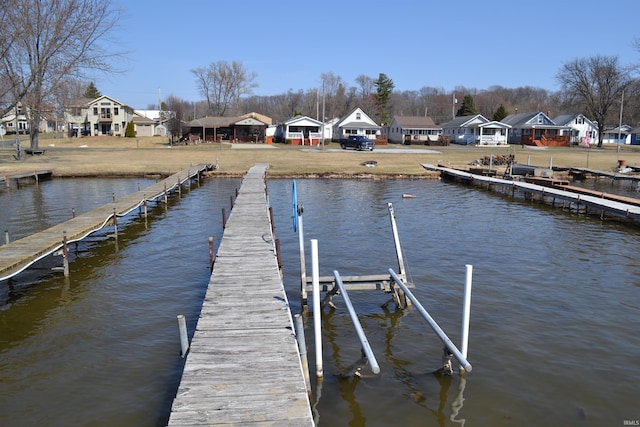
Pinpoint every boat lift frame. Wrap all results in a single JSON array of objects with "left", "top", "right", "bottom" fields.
[{"left": 294, "top": 194, "right": 412, "bottom": 306}]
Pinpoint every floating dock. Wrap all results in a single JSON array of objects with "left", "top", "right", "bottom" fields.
[
  {"left": 1, "top": 170, "right": 53, "bottom": 186},
  {"left": 167, "top": 164, "right": 313, "bottom": 426}
]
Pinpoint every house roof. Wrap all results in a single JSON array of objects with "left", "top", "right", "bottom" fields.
[
  {"left": 553, "top": 113, "right": 597, "bottom": 128},
  {"left": 502, "top": 112, "right": 566, "bottom": 129},
  {"left": 188, "top": 112, "right": 271, "bottom": 128},
  {"left": 86, "top": 95, "right": 130, "bottom": 108},
  {"left": 440, "top": 114, "right": 489, "bottom": 129},
  {"left": 392, "top": 116, "right": 437, "bottom": 128},
  {"left": 340, "top": 121, "right": 380, "bottom": 129},
  {"left": 283, "top": 115, "right": 322, "bottom": 126}
]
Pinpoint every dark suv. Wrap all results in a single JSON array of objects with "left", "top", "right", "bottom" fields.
[{"left": 340, "top": 135, "right": 375, "bottom": 151}]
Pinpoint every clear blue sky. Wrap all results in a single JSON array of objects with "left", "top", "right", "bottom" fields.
[{"left": 97, "top": 0, "right": 640, "bottom": 109}]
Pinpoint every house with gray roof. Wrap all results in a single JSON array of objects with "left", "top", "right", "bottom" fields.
[
  {"left": 552, "top": 113, "right": 598, "bottom": 146},
  {"left": 501, "top": 112, "right": 570, "bottom": 146},
  {"left": 386, "top": 116, "right": 441, "bottom": 144}
]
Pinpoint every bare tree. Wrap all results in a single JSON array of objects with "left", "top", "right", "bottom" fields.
[
  {"left": 164, "top": 95, "right": 191, "bottom": 142},
  {"left": 1, "top": 0, "right": 123, "bottom": 151},
  {"left": 192, "top": 60, "right": 257, "bottom": 116},
  {"left": 557, "top": 55, "right": 634, "bottom": 147}
]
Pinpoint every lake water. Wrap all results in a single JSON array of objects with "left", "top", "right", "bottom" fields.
[{"left": 1, "top": 175, "right": 639, "bottom": 426}]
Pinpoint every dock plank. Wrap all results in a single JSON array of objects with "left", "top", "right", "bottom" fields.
[{"left": 167, "top": 164, "right": 313, "bottom": 426}]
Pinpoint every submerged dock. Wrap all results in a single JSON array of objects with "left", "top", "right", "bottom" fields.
[
  {"left": 167, "top": 164, "right": 313, "bottom": 426},
  {"left": 0, "top": 165, "right": 210, "bottom": 281}
]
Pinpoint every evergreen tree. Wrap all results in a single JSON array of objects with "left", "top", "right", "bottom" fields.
[
  {"left": 125, "top": 120, "right": 135, "bottom": 137},
  {"left": 83, "top": 82, "right": 101, "bottom": 99},
  {"left": 455, "top": 94, "right": 478, "bottom": 116},
  {"left": 374, "top": 73, "right": 394, "bottom": 125},
  {"left": 492, "top": 104, "right": 509, "bottom": 121}
]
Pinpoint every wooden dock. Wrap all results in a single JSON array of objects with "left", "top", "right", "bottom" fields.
[
  {"left": 0, "top": 165, "right": 210, "bottom": 281},
  {"left": 1, "top": 169, "right": 53, "bottom": 186},
  {"left": 167, "top": 164, "right": 313, "bottom": 426},
  {"left": 422, "top": 164, "right": 640, "bottom": 222}
]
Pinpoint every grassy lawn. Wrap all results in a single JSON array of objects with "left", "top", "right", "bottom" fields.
[{"left": 1, "top": 134, "right": 639, "bottom": 178}]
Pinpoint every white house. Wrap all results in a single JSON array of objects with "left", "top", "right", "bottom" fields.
[
  {"left": 441, "top": 114, "right": 490, "bottom": 145},
  {"left": 386, "top": 116, "right": 441, "bottom": 144},
  {"left": 333, "top": 108, "right": 381, "bottom": 141},
  {"left": 274, "top": 115, "right": 324, "bottom": 146},
  {"left": 553, "top": 113, "right": 598, "bottom": 146},
  {"left": 478, "top": 121, "right": 511, "bottom": 145}
]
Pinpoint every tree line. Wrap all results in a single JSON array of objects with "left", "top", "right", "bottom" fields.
[{"left": 1, "top": 0, "right": 638, "bottom": 149}]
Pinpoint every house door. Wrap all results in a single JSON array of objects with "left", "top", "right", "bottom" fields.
[{"left": 100, "top": 123, "right": 112, "bottom": 135}]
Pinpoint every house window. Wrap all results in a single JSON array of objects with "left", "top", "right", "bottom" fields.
[
  {"left": 93, "top": 107, "right": 98, "bottom": 115},
  {"left": 100, "top": 108, "right": 111, "bottom": 119},
  {"left": 114, "top": 124, "right": 120, "bottom": 132},
  {"left": 356, "top": 113, "right": 361, "bottom": 120},
  {"left": 114, "top": 107, "right": 119, "bottom": 115}
]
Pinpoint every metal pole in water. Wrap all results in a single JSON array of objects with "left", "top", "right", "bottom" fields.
[
  {"left": 387, "top": 203, "right": 407, "bottom": 281},
  {"left": 461, "top": 264, "right": 473, "bottom": 364},
  {"left": 177, "top": 315, "right": 189, "bottom": 357},
  {"left": 298, "top": 210, "right": 307, "bottom": 303},
  {"left": 388, "top": 268, "right": 472, "bottom": 373},
  {"left": 333, "top": 270, "right": 380, "bottom": 374},
  {"left": 294, "top": 313, "right": 312, "bottom": 395},
  {"left": 311, "top": 239, "right": 323, "bottom": 377}
]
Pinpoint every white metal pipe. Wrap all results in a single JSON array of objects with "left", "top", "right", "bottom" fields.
[
  {"left": 311, "top": 239, "right": 323, "bottom": 377},
  {"left": 388, "top": 268, "right": 472, "bottom": 373},
  {"left": 294, "top": 313, "right": 312, "bottom": 395},
  {"left": 461, "top": 265, "right": 473, "bottom": 361},
  {"left": 333, "top": 271, "right": 380, "bottom": 374},
  {"left": 177, "top": 314, "right": 189, "bottom": 357},
  {"left": 387, "top": 203, "right": 406, "bottom": 280},
  {"left": 298, "top": 213, "right": 307, "bottom": 302}
]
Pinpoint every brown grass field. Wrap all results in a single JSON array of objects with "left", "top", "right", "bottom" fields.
[{"left": 2, "top": 134, "right": 640, "bottom": 179}]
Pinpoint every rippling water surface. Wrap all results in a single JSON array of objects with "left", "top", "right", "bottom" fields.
[{"left": 1, "top": 176, "right": 639, "bottom": 426}]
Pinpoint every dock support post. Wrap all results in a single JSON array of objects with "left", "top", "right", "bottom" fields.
[
  {"left": 208, "top": 236, "right": 215, "bottom": 269},
  {"left": 178, "top": 178, "right": 181, "bottom": 197},
  {"left": 294, "top": 313, "right": 312, "bottom": 396},
  {"left": 143, "top": 196, "right": 148, "bottom": 218},
  {"left": 72, "top": 208, "right": 76, "bottom": 218},
  {"left": 113, "top": 208, "right": 118, "bottom": 237},
  {"left": 461, "top": 264, "right": 473, "bottom": 368},
  {"left": 4, "top": 230, "right": 9, "bottom": 245},
  {"left": 164, "top": 183, "right": 168, "bottom": 204},
  {"left": 177, "top": 314, "right": 189, "bottom": 357},
  {"left": 311, "top": 239, "right": 323, "bottom": 378},
  {"left": 62, "top": 231, "right": 69, "bottom": 277},
  {"left": 222, "top": 207, "right": 227, "bottom": 229}
]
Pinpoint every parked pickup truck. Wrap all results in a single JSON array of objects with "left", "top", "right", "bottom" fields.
[{"left": 339, "top": 135, "right": 375, "bottom": 151}]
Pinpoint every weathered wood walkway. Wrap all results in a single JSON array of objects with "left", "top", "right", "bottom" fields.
[
  {"left": 167, "top": 164, "right": 313, "bottom": 426},
  {"left": 423, "top": 164, "right": 640, "bottom": 222},
  {"left": 1, "top": 169, "right": 53, "bottom": 186},
  {"left": 0, "top": 165, "right": 210, "bottom": 281}
]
